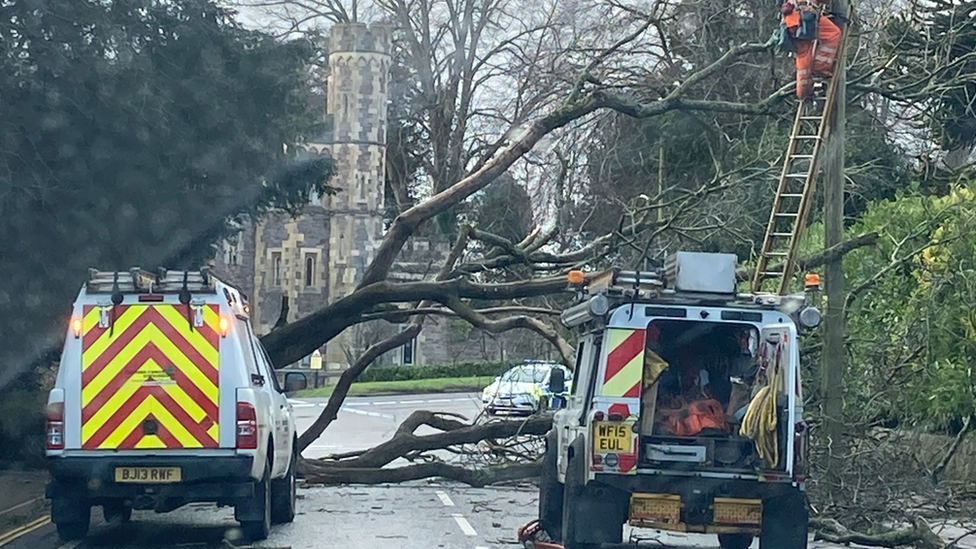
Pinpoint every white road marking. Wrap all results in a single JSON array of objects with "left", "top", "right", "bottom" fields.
[
  {"left": 452, "top": 513, "right": 478, "bottom": 536},
  {"left": 435, "top": 490, "right": 455, "bottom": 506},
  {"left": 288, "top": 399, "right": 315, "bottom": 408},
  {"left": 398, "top": 399, "right": 425, "bottom": 404},
  {"left": 340, "top": 406, "right": 394, "bottom": 419},
  {"left": 0, "top": 497, "right": 43, "bottom": 518},
  {"left": 425, "top": 398, "right": 453, "bottom": 403}
]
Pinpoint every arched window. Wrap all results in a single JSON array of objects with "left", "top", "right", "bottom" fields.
[{"left": 305, "top": 255, "right": 315, "bottom": 287}]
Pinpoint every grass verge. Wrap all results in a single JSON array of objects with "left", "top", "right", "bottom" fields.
[{"left": 293, "top": 375, "right": 493, "bottom": 399}]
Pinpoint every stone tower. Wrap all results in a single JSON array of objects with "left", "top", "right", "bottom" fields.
[
  {"left": 322, "top": 23, "right": 391, "bottom": 368},
  {"left": 213, "top": 22, "right": 391, "bottom": 372}
]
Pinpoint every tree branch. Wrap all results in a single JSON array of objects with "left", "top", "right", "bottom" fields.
[
  {"left": 443, "top": 295, "right": 575, "bottom": 367},
  {"left": 360, "top": 305, "right": 560, "bottom": 323}
]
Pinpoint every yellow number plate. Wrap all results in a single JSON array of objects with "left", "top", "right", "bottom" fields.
[
  {"left": 593, "top": 421, "right": 632, "bottom": 453},
  {"left": 114, "top": 467, "right": 181, "bottom": 483}
]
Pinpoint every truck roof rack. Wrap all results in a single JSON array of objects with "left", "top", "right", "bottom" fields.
[{"left": 86, "top": 267, "right": 216, "bottom": 294}]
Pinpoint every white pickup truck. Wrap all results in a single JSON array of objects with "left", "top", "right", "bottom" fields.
[{"left": 45, "top": 268, "right": 306, "bottom": 541}]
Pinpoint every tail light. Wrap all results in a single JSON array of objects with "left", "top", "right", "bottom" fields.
[
  {"left": 793, "top": 422, "right": 809, "bottom": 481},
  {"left": 236, "top": 402, "right": 258, "bottom": 449},
  {"left": 46, "top": 402, "right": 65, "bottom": 450},
  {"left": 593, "top": 411, "right": 605, "bottom": 421}
]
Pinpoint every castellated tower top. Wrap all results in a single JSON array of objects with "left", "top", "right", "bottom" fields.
[{"left": 329, "top": 22, "right": 392, "bottom": 56}]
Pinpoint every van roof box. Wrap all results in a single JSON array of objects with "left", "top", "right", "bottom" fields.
[{"left": 86, "top": 267, "right": 216, "bottom": 294}]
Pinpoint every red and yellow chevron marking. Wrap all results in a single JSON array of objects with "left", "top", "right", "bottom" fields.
[
  {"left": 601, "top": 328, "right": 645, "bottom": 398},
  {"left": 80, "top": 304, "right": 220, "bottom": 450}
]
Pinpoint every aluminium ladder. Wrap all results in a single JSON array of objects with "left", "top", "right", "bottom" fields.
[{"left": 750, "top": 10, "right": 850, "bottom": 295}]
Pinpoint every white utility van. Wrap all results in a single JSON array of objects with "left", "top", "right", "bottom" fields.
[{"left": 45, "top": 268, "right": 305, "bottom": 541}]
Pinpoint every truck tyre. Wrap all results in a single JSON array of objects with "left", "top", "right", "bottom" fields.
[
  {"left": 103, "top": 501, "right": 132, "bottom": 523},
  {"left": 718, "top": 533, "right": 754, "bottom": 549},
  {"left": 759, "top": 490, "right": 808, "bottom": 549},
  {"left": 561, "top": 439, "right": 624, "bottom": 549},
  {"left": 239, "top": 459, "right": 272, "bottom": 541},
  {"left": 52, "top": 493, "right": 91, "bottom": 542},
  {"left": 271, "top": 446, "right": 298, "bottom": 524},
  {"left": 56, "top": 519, "right": 90, "bottom": 542},
  {"left": 538, "top": 431, "right": 563, "bottom": 539}
]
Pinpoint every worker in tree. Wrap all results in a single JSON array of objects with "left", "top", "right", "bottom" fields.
[{"left": 779, "top": 0, "right": 841, "bottom": 99}]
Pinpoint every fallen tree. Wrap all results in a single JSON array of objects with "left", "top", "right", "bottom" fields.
[{"left": 299, "top": 411, "right": 552, "bottom": 487}]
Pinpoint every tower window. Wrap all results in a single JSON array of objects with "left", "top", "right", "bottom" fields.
[
  {"left": 305, "top": 254, "right": 316, "bottom": 287},
  {"left": 402, "top": 337, "right": 415, "bottom": 365},
  {"left": 272, "top": 252, "right": 282, "bottom": 286},
  {"left": 360, "top": 175, "right": 367, "bottom": 201}
]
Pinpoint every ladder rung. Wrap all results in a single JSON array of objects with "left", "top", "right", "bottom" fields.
[
  {"left": 800, "top": 116, "right": 823, "bottom": 121},
  {"left": 763, "top": 252, "right": 789, "bottom": 257},
  {"left": 796, "top": 135, "right": 820, "bottom": 139},
  {"left": 780, "top": 193, "right": 804, "bottom": 198},
  {"left": 786, "top": 174, "right": 810, "bottom": 178},
  {"left": 772, "top": 232, "right": 794, "bottom": 237},
  {"left": 775, "top": 212, "right": 799, "bottom": 217},
  {"left": 790, "top": 155, "right": 814, "bottom": 159},
  {"left": 761, "top": 271, "right": 783, "bottom": 276}
]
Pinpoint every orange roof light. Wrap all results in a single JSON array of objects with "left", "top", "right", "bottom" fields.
[
  {"left": 804, "top": 273, "right": 821, "bottom": 291},
  {"left": 567, "top": 270, "right": 585, "bottom": 285},
  {"left": 219, "top": 316, "right": 230, "bottom": 337},
  {"left": 71, "top": 318, "right": 83, "bottom": 339}
]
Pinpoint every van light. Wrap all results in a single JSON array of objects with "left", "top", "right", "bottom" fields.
[
  {"left": 71, "top": 318, "right": 83, "bottom": 338},
  {"left": 46, "top": 402, "right": 64, "bottom": 450},
  {"left": 798, "top": 306, "right": 821, "bottom": 328},
  {"left": 219, "top": 316, "right": 230, "bottom": 337},
  {"left": 804, "top": 273, "right": 821, "bottom": 291}
]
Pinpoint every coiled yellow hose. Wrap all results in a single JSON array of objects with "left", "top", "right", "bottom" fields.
[{"left": 739, "top": 360, "right": 782, "bottom": 468}]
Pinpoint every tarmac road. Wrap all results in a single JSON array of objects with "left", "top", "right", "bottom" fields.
[{"left": 4, "top": 392, "right": 971, "bottom": 549}]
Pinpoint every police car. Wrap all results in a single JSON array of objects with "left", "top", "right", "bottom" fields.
[{"left": 482, "top": 361, "right": 572, "bottom": 415}]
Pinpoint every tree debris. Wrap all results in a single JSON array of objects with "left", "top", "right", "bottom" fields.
[
  {"left": 299, "top": 411, "right": 551, "bottom": 487},
  {"left": 812, "top": 516, "right": 944, "bottom": 549}
]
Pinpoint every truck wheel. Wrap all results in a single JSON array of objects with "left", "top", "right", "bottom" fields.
[
  {"left": 718, "top": 533, "right": 754, "bottom": 549},
  {"left": 56, "top": 519, "right": 90, "bottom": 542},
  {"left": 271, "top": 447, "right": 298, "bottom": 524},
  {"left": 52, "top": 493, "right": 91, "bottom": 542},
  {"left": 103, "top": 502, "right": 132, "bottom": 523},
  {"left": 759, "top": 490, "right": 808, "bottom": 549},
  {"left": 239, "top": 460, "right": 272, "bottom": 541},
  {"left": 561, "top": 439, "right": 624, "bottom": 549},
  {"left": 538, "top": 431, "right": 563, "bottom": 539}
]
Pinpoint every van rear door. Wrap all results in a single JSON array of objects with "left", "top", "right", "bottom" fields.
[
  {"left": 759, "top": 323, "right": 798, "bottom": 473},
  {"left": 79, "top": 303, "right": 221, "bottom": 450}
]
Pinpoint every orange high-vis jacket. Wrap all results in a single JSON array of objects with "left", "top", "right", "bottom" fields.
[{"left": 782, "top": 3, "right": 841, "bottom": 98}]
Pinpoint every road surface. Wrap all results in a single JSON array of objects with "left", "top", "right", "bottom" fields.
[{"left": 5, "top": 392, "right": 969, "bottom": 549}]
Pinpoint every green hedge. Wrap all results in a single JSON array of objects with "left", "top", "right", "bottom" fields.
[{"left": 358, "top": 361, "right": 515, "bottom": 382}]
